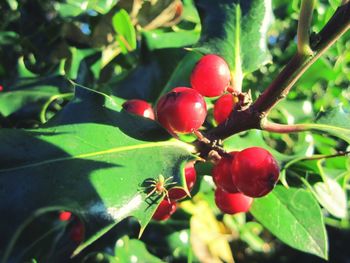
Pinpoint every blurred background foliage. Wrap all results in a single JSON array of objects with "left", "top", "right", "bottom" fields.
[{"left": 0, "top": 0, "right": 349, "bottom": 262}]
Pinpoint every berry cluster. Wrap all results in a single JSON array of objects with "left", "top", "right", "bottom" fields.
[
  {"left": 156, "top": 54, "right": 236, "bottom": 134},
  {"left": 213, "top": 147, "right": 279, "bottom": 214},
  {"left": 122, "top": 54, "right": 280, "bottom": 219},
  {"left": 151, "top": 162, "right": 197, "bottom": 221},
  {"left": 122, "top": 54, "right": 237, "bottom": 134},
  {"left": 58, "top": 211, "right": 85, "bottom": 243}
]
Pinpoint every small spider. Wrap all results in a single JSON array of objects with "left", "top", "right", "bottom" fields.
[{"left": 143, "top": 175, "right": 176, "bottom": 200}]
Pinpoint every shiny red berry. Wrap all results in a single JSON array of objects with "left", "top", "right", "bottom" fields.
[
  {"left": 152, "top": 199, "right": 177, "bottom": 221},
  {"left": 156, "top": 87, "right": 207, "bottom": 134},
  {"left": 58, "top": 211, "right": 72, "bottom": 221},
  {"left": 122, "top": 99, "right": 155, "bottom": 120},
  {"left": 215, "top": 187, "right": 253, "bottom": 214},
  {"left": 168, "top": 162, "right": 197, "bottom": 200},
  {"left": 190, "top": 54, "right": 231, "bottom": 97},
  {"left": 212, "top": 152, "right": 238, "bottom": 193},
  {"left": 213, "top": 94, "right": 239, "bottom": 124},
  {"left": 70, "top": 220, "right": 85, "bottom": 243},
  {"left": 231, "top": 147, "right": 280, "bottom": 197}
]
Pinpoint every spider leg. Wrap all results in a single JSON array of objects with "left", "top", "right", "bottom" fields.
[
  {"left": 163, "top": 176, "right": 174, "bottom": 183},
  {"left": 164, "top": 189, "right": 171, "bottom": 202},
  {"left": 144, "top": 179, "right": 157, "bottom": 184},
  {"left": 145, "top": 187, "right": 157, "bottom": 198}
]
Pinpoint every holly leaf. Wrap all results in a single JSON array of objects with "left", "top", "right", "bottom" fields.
[
  {"left": 0, "top": 77, "right": 73, "bottom": 120},
  {"left": 251, "top": 186, "right": 328, "bottom": 260},
  {"left": 303, "top": 105, "right": 350, "bottom": 143},
  {"left": 158, "top": 51, "right": 202, "bottom": 99},
  {"left": 109, "top": 48, "right": 186, "bottom": 102},
  {"left": 194, "top": 0, "right": 272, "bottom": 74},
  {"left": 0, "top": 86, "right": 194, "bottom": 261}
]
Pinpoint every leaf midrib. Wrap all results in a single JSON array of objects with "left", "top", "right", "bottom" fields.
[
  {"left": 0, "top": 141, "right": 190, "bottom": 173},
  {"left": 234, "top": 4, "right": 241, "bottom": 74}
]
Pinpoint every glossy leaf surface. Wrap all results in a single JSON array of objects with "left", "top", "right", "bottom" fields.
[
  {"left": 194, "top": 0, "right": 272, "bottom": 73},
  {"left": 0, "top": 86, "right": 194, "bottom": 259},
  {"left": 251, "top": 186, "right": 328, "bottom": 259}
]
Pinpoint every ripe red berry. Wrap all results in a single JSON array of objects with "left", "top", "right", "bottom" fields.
[
  {"left": 212, "top": 152, "right": 238, "bottom": 193},
  {"left": 156, "top": 87, "right": 207, "bottom": 134},
  {"left": 152, "top": 199, "right": 177, "bottom": 221},
  {"left": 58, "top": 211, "right": 72, "bottom": 221},
  {"left": 231, "top": 147, "right": 280, "bottom": 197},
  {"left": 70, "top": 220, "right": 84, "bottom": 243},
  {"left": 122, "top": 99, "right": 155, "bottom": 120},
  {"left": 213, "top": 94, "right": 239, "bottom": 124},
  {"left": 190, "top": 54, "right": 231, "bottom": 97},
  {"left": 168, "top": 162, "right": 197, "bottom": 200},
  {"left": 214, "top": 187, "right": 253, "bottom": 214}
]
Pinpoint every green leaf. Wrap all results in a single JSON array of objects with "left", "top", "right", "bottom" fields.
[
  {"left": 158, "top": 51, "right": 202, "bottom": 98},
  {"left": 115, "top": 236, "right": 165, "bottom": 263},
  {"left": 0, "top": 31, "right": 19, "bottom": 45},
  {"left": 304, "top": 106, "right": 350, "bottom": 143},
  {"left": 0, "top": 86, "right": 194, "bottom": 260},
  {"left": 113, "top": 9, "right": 137, "bottom": 54},
  {"left": 65, "top": 48, "right": 100, "bottom": 80},
  {"left": 55, "top": 0, "right": 118, "bottom": 17},
  {"left": 313, "top": 177, "right": 347, "bottom": 219},
  {"left": 109, "top": 48, "right": 187, "bottom": 102},
  {"left": 251, "top": 186, "right": 328, "bottom": 259},
  {"left": 182, "top": 0, "right": 200, "bottom": 23},
  {"left": 143, "top": 30, "right": 200, "bottom": 51},
  {"left": 223, "top": 130, "right": 311, "bottom": 163},
  {"left": 194, "top": 0, "right": 272, "bottom": 74},
  {"left": 0, "top": 86, "right": 63, "bottom": 117}
]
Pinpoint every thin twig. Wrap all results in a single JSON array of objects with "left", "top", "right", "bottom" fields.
[
  {"left": 253, "top": 2, "right": 350, "bottom": 115},
  {"left": 297, "top": 0, "right": 316, "bottom": 55}
]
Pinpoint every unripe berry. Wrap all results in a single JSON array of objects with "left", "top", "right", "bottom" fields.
[
  {"left": 231, "top": 147, "right": 280, "bottom": 197},
  {"left": 190, "top": 54, "right": 231, "bottom": 97},
  {"left": 214, "top": 187, "right": 253, "bottom": 214},
  {"left": 152, "top": 199, "right": 177, "bottom": 221},
  {"left": 156, "top": 87, "right": 207, "bottom": 134},
  {"left": 122, "top": 99, "right": 155, "bottom": 120},
  {"left": 168, "top": 162, "right": 197, "bottom": 200},
  {"left": 212, "top": 152, "right": 238, "bottom": 193},
  {"left": 213, "top": 94, "right": 239, "bottom": 124}
]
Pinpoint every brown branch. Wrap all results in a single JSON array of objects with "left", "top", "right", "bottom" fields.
[
  {"left": 195, "top": 2, "right": 350, "bottom": 158},
  {"left": 253, "top": 2, "right": 350, "bottom": 115},
  {"left": 260, "top": 121, "right": 310, "bottom": 133}
]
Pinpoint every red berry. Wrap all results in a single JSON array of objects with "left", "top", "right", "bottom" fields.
[
  {"left": 58, "top": 211, "right": 72, "bottom": 221},
  {"left": 70, "top": 220, "right": 84, "bottom": 243},
  {"left": 152, "top": 199, "right": 177, "bottom": 221},
  {"left": 213, "top": 94, "right": 238, "bottom": 124},
  {"left": 215, "top": 187, "right": 253, "bottom": 214},
  {"left": 231, "top": 147, "right": 280, "bottom": 197},
  {"left": 156, "top": 87, "right": 207, "bottom": 134},
  {"left": 122, "top": 99, "right": 155, "bottom": 120},
  {"left": 0, "top": 85, "right": 3, "bottom": 92},
  {"left": 190, "top": 54, "right": 231, "bottom": 97},
  {"left": 212, "top": 152, "right": 238, "bottom": 193},
  {"left": 168, "top": 162, "right": 197, "bottom": 200}
]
